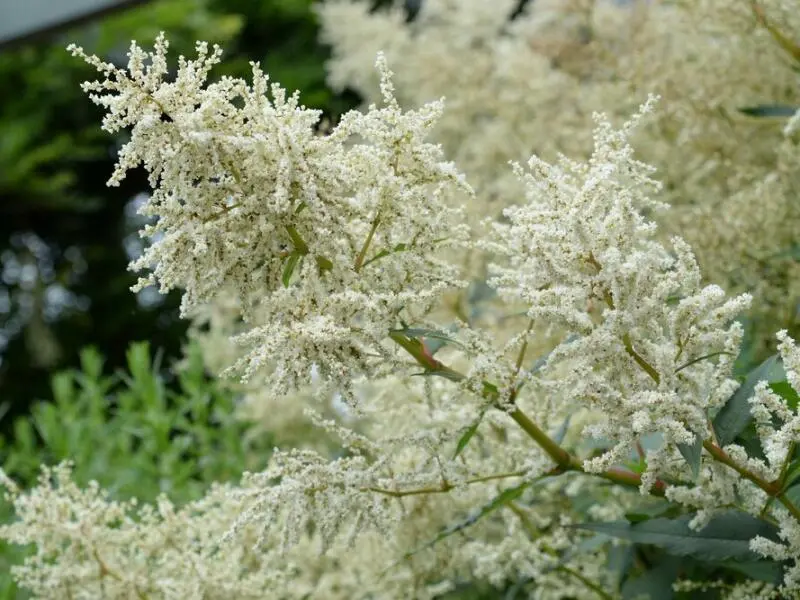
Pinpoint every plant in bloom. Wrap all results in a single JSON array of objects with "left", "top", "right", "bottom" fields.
[
  {"left": 67, "top": 34, "right": 470, "bottom": 408},
  {"left": 2, "top": 1, "right": 800, "bottom": 598},
  {"left": 318, "top": 0, "right": 800, "bottom": 355}
]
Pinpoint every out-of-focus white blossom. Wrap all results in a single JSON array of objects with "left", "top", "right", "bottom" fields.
[{"left": 318, "top": 0, "right": 800, "bottom": 352}]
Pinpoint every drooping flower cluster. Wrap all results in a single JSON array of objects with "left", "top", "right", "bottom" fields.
[{"left": 68, "top": 36, "right": 470, "bottom": 404}]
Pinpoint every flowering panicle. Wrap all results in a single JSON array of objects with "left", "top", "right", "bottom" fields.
[
  {"left": 68, "top": 37, "right": 471, "bottom": 404},
  {"left": 485, "top": 99, "right": 750, "bottom": 473},
  {"left": 3, "top": 5, "right": 799, "bottom": 595},
  {"left": 318, "top": 0, "right": 800, "bottom": 353},
  {"left": 747, "top": 332, "right": 800, "bottom": 592}
]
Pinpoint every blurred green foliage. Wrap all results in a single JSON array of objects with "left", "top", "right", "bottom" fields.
[{"left": 0, "top": 340, "right": 272, "bottom": 598}]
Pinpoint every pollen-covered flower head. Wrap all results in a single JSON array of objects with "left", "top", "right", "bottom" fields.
[
  {"left": 69, "top": 36, "right": 471, "bottom": 402},
  {"left": 485, "top": 99, "right": 750, "bottom": 473}
]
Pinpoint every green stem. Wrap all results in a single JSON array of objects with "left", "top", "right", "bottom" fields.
[
  {"left": 703, "top": 439, "right": 800, "bottom": 522},
  {"left": 508, "top": 408, "right": 580, "bottom": 469},
  {"left": 609, "top": 291, "right": 800, "bottom": 516},
  {"left": 702, "top": 440, "right": 779, "bottom": 494},
  {"left": 363, "top": 470, "right": 527, "bottom": 498},
  {"left": 674, "top": 351, "right": 734, "bottom": 374},
  {"left": 354, "top": 215, "right": 380, "bottom": 272},
  {"left": 778, "top": 441, "right": 796, "bottom": 488},
  {"left": 587, "top": 254, "right": 661, "bottom": 385},
  {"left": 389, "top": 330, "right": 666, "bottom": 496},
  {"left": 751, "top": 0, "right": 800, "bottom": 63},
  {"left": 508, "top": 320, "right": 535, "bottom": 404},
  {"left": 762, "top": 441, "right": 796, "bottom": 517},
  {"left": 388, "top": 330, "right": 462, "bottom": 379},
  {"left": 777, "top": 494, "right": 800, "bottom": 523},
  {"left": 623, "top": 333, "right": 660, "bottom": 385}
]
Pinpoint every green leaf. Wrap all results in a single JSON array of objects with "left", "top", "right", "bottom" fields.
[
  {"left": 453, "top": 409, "right": 487, "bottom": 459},
  {"left": 575, "top": 511, "right": 779, "bottom": 562},
  {"left": 78, "top": 346, "right": 104, "bottom": 379},
  {"left": 553, "top": 533, "right": 611, "bottom": 576},
  {"left": 285, "top": 225, "right": 308, "bottom": 254},
  {"left": 282, "top": 252, "right": 302, "bottom": 287},
  {"left": 606, "top": 544, "right": 634, "bottom": 587},
  {"left": 551, "top": 415, "right": 572, "bottom": 445},
  {"left": 360, "top": 242, "right": 409, "bottom": 269},
  {"left": 482, "top": 381, "right": 499, "bottom": 397},
  {"left": 621, "top": 556, "right": 681, "bottom": 600},
  {"left": 412, "top": 369, "right": 464, "bottom": 382},
  {"left": 783, "top": 483, "right": 800, "bottom": 507},
  {"left": 783, "top": 461, "right": 800, "bottom": 490},
  {"left": 738, "top": 105, "right": 798, "bottom": 118},
  {"left": 314, "top": 255, "right": 333, "bottom": 275},
  {"left": 389, "top": 327, "right": 467, "bottom": 352},
  {"left": 674, "top": 351, "right": 733, "bottom": 373},
  {"left": 713, "top": 355, "right": 784, "bottom": 446},
  {"left": 677, "top": 433, "right": 703, "bottom": 479},
  {"left": 425, "top": 324, "right": 461, "bottom": 356},
  {"left": 770, "top": 381, "right": 800, "bottom": 412},
  {"left": 624, "top": 501, "right": 681, "bottom": 524},
  {"left": 716, "top": 559, "right": 784, "bottom": 585}
]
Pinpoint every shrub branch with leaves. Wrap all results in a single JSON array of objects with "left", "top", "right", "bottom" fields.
[{"left": 2, "top": 1, "right": 800, "bottom": 598}]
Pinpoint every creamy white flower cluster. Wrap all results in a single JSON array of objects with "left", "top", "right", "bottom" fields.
[
  {"left": 4, "top": 10, "right": 792, "bottom": 596},
  {"left": 749, "top": 332, "right": 800, "bottom": 591},
  {"left": 68, "top": 36, "right": 470, "bottom": 404},
  {"left": 486, "top": 100, "right": 751, "bottom": 474},
  {"left": 0, "top": 464, "right": 285, "bottom": 599},
  {"left": 318, "top": 0, "right": 800, "bottom": 355},
  {"left": 0, "top": 456, "right": 614, "bottom": 599}
]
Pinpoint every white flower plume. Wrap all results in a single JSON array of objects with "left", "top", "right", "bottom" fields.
[{"left": 68, "top": 36, "right": 471, "bottom": 403}]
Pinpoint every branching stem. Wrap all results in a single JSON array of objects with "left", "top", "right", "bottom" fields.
[
  {"left": 388, "top": 330, "right": 666, "bottom": 496},
  {"left": 363, "top": 470, "right": 527, "bottom": 497},
  {"left": 703, "top": 439, "right": 800, "bottom": 522}
]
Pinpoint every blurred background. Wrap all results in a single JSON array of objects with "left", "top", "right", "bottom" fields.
[{"left": 0, "top": 0, "right": 363, "bottom": 433}]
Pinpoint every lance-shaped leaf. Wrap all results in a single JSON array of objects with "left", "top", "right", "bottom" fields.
[
  {"left": 621, "top": 557, "right": 681, "bottom": 600},
  {"left": 716, "top": 559, "right": 784, "bottom": 585},
  {"left": 281, "top": 252, "right": 302, "bottom": 287},
  {"left": 360, "top": 242, "right": 408, "bottom": 269},
  {"left": 389, "top": 327, "right": 467, "bottom": 353},
  {"left": 453, "top": 407, "right": 489, "bottom": 459},
  {"left": 677, "top": 433, "right": 703, "bottom": 479},
  {"left": 574, "top": 510, "right": 780, "bottom": 562},
  {"left": 314, "top": 255, "right": 333, "bottom": 275},
  {"left": 713, "top": 355, "right": 784, "bottom": 446},
  {"left": 738, "top": 104, "right": 798, "bottom": 118}
]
